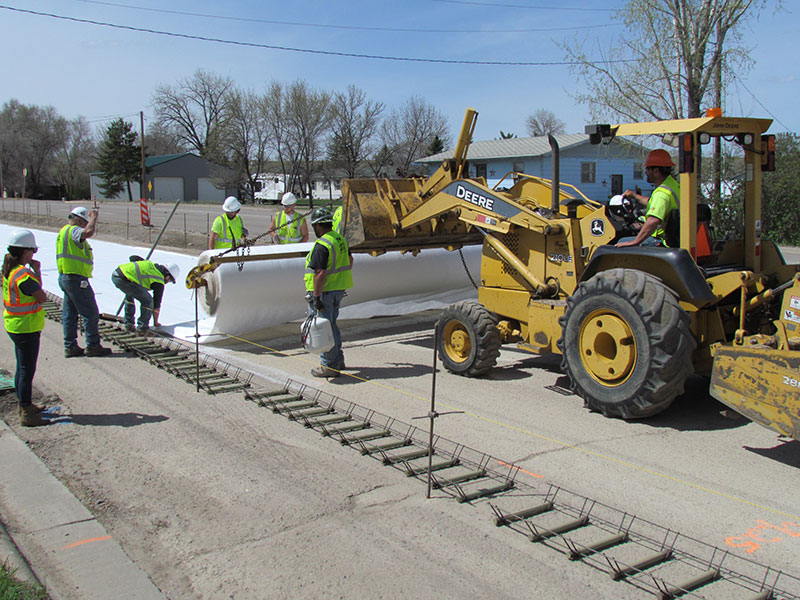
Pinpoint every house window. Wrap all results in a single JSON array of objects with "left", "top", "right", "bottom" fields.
[
  {"left": 633, "top": 162, "right": 644, "bottom": 180},
  {"left": 581, "top": 162, "right": 596, "bottom": 184},
  {"left": 475, "top": 163, "right": 487, "bottom": 178},
  {"left": 512, "top": 161, "right": 525, "bottom": 174}
]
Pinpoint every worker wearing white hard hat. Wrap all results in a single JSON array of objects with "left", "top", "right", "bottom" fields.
[
  {"left": 209, "top": 196, "right": 248, "bottom": 250},
  {"left": 111, "top": 257, "right": 180, "bottom": 334},
  {"left": 269, "top": 192, "right": 308, "bottom": 244},
  {"left": 4, "top": 229, "right": 49, "bottom": 426},
  {"left": 56, "top": 205, "right": 112, "bottom": 358}
]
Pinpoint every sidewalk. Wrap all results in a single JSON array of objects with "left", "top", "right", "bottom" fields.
[{"left": 0, "top": 418, "right": 165, "bottom": 600}]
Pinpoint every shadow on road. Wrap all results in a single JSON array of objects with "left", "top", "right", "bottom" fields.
[
  {"left": 743, "top": 439, "right": 800, "bottom": 469},
  {"left": 48, "top": 412, "right": 169, "bottom": 427}
]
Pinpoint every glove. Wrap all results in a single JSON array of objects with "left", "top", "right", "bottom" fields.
[{"left": 312, "top": 296, "right": 324, "bottom": 312}]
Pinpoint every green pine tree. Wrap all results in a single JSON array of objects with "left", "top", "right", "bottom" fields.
[{"left": 96, "top": 118, "right": 141, "bottom": 202}]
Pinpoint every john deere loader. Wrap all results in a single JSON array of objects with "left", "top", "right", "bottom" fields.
[{"left": 338, "top": 108, "right": 800, "bottom": 440}]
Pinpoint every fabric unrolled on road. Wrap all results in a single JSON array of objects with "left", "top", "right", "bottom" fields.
[{"left": 0, "top": 224, "right": 481, "bottom": 344}]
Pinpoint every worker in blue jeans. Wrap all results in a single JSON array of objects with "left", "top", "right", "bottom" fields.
[
  {"left": 56, "top": 206, "right": 112, "bottom": 357},
  {"left": 304, "top": 208, "right": 353, "bottom": 377}
]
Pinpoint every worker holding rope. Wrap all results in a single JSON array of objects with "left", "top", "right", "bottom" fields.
[{"left": 269, "top": 193, "right": 309, "bottom": 244}]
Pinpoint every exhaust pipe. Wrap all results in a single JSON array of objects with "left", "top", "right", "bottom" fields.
[{"left": 548, "top": 134, "right": 560, "bottom": 213}]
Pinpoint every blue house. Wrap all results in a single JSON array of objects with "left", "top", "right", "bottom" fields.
[{"left": 417, "top": 134, "right": 652, "bottom": 203}]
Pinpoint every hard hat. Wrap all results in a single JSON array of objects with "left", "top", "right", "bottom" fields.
[
  {"left": 7, "top": 229, "right": 38, "bottom": 250},
  {"left": 310, "top": 207, "right": 333, "bottom": 225},
  {"left": 644, "top": 149, "right": 675, "bottom": 168},
  {"left": 281, "top": 192, "right": 297, "bottom": 206},
  {"left": 222, "top": 196, "right": 241, "bottom": 212},
  {"left": 165, "top": 263, "right": 180, "bottom": 282},
  {"left": 69, "top": 206, "right": 90, "bottom": 221}
]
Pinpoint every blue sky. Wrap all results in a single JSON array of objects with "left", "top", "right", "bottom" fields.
[{"left": 2, "top": 0, "right": 797, "bottom": 145}]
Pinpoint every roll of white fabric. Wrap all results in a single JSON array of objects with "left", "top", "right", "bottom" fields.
[{"left": 189, "top": 243, "right": 482, "bottom": 340}]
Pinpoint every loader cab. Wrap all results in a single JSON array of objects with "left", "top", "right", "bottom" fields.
[{"left": 586, "top": 113, "right": 775, "bottom": 272}]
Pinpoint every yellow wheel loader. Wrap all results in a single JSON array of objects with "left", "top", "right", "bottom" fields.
[{"left": 339, "top": 109, "right": 800, "bottom": 438}]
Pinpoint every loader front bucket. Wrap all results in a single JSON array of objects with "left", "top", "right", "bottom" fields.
[
  {"left": 341, "top": 178, "right": 481, "bottom": 254},
  {"left": 710, "top": 346, "right": 800, "bottom": 441}
]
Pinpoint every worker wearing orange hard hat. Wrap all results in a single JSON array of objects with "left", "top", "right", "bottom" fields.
[{"left": 616, "top": 149, "right": 679, "bottom": 247}]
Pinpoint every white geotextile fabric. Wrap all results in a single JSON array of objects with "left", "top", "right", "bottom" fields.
[
  {"left": 1, "top": 224, "right": 480, "bottom": 344},
  {"left": 186, "top": 243, "right": 481, "bottom": 341}
]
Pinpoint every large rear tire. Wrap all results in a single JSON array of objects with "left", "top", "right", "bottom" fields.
[
  {"left": 557, "top": 268, "right": 695, "bottom": 418},
  {"left": 437, "top": 301, "right": 501, "bottom": 377}
]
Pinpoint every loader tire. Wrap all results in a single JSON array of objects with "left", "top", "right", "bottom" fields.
[
  {"left": 557, "top": 268, "right": 695, "bottom": 419},
  {"left": 437, "top": 301, "right": 501, "bottom": 377}
]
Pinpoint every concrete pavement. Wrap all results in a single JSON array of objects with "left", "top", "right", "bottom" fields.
[{"left": 0, "top": 418, "right": 164, "bottom": 599}]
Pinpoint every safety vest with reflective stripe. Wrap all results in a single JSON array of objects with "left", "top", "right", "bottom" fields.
[
  {"left": 332, "top": 207, "right": 343, "bottom": 234},
  {"left": 649, "top": 175, "right": 680, "bottom": 245},
  {"left": 56, "top": 224, "right": 93, "bottom": 277},
  {"left": 275, "top": 210, "right": 306, "bottom": 243},
  {"left": 304, "top": 231, "right": 353, "bottom": 292},
  {"left": 212, "top": 214, "right": 244, "bottom": 249},
  {"left": 3, "top": 265, "right": 45, "bottom": 333},
  {"left": 119, "top": 260, "right": 165, "bottom": 290}
]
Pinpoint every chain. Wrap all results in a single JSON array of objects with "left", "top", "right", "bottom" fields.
[
  {"left": 458, "top": 247, "right": 479, "bottom": 289},
  {"left": 212, "top": 208, "right": 314, "bottom": 270}
]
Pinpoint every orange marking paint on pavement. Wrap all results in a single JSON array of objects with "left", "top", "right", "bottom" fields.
[
  {"left": 62, "top": 535, "right": 112, "bottom": 550},
  {"left": 498, "top": 460, "right": 543, "bottom": 478}
]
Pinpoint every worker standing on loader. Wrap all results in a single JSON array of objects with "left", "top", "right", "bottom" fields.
[
  {"left": 209, "top": 196, "right": 247, "bottom": 250},
  {"left": 269, "top": 192, "right": 308, "bottom": 243},
  {"left": 304, "top": 207, "right": 353, "bottom": 377},
  {"left": 111, "top": 259, "right": 180, "bottom": 334},
  {"left": 56, "top": 206, "right": 112, "bottom": 357},
  {"left": 3, "top": 230, "right": 48, "bottom": 427},
  {"left": 616, "top": 149, "right": 679, "bottom": 247}
]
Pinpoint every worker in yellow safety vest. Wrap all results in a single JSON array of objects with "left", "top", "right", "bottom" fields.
[
  {"left": 304, "top": 207, "right": 353, "bottom": 378},
  {"left": 56, "top": 206, "right": 112, "bottom": 358},
  {"left": 209, "top": 196, "right": 248, "bottom": 250},
  {"left": 332, "top": 205, "right": 344, "bottom": 234},
  {"left": 616, "top": 149, "right": 680, "bottom": 247},
  {"left": 269, "top": 192, "right": 308, "bottom": 243},
  {"left": 111, "top": 259, "right": 180, "bottom": 334},
  {"left": 3, "top": 229, "right": 49, "bottom": 427}
]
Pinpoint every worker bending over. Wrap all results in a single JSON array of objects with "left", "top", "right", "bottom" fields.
[
  {"left": 304, "top": 207, "right": 353, "bottom": 377},
  {"left": 616, "top": 149, "right": 679, "bottom": 248},
  {"left": 56, "top": 206, "right": 112, "bottom": 357},
  {"left": 209, "top": 196, "right": 248, "bottom": 250},
  {"left": 111, "top": 258, "right": 180, "bottom": 334},
  {"left": 270, "top": 192, "right": 308, "bottom": 243}
]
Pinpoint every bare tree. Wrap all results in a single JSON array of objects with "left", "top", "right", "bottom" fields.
[
  {"left": 262, "top": 81, "right": 302, "bottom": 193},
  {"left": 226, "top": 89, "right": 272, "bottom": 201},
  {"left": 53, "top": 117, "right": 95, "bottom": 200},
  {"left": 381, "top": 97, "right": 450, "bottom": 176},
  {"left": 152, "top": 69, "right": 235, "bottom": 160},
  {"left": 327, "top": 85, "right": 384, "bottom": 179},
  {"left": 284, "top": 80, "right": 332, "bottom": 200},
  {"left": 144, "top": 120, "right": 186, "bottom": 157},
  {"left": 564, "top": 0, "right": 774, "bottom": 122},
  {"left": 525, "top": 109, "right": 566, "bottom": 137}
]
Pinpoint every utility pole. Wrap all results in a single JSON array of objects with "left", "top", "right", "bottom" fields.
[{"left": 140, "top": 111, "right": 146, "bottom": 203}]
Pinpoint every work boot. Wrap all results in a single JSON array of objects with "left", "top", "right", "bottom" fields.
[
  {"left": 87, "top": 344, "right": 113, "bottom": 357},
  {"left": 311, "top": 365, "right": 340, "bottom": 378},
  {"left": 19, "top": 405, "right": 48, "bottom": 427},
  {"left": 136, "top": 326, "right": 150, "bottom": 337},
  {"left": 64, "top": 344, "right": 84, "bottom": 358},
  {"left": 124, "top": 323, "right": 135, "bottom": 333}
]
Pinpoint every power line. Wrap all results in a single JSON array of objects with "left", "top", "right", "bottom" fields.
[
  {"left": 732, "top": 74, "right": 790, "bottom": 131},
  {"left": 432, "top": 0, "right": 618, "bottom": 11},
  {"left": 0, "top": 5, "right": 635, "bottom": 67},
  {"left": 71, "top": 0, "right": 617, "bottom": 34}
]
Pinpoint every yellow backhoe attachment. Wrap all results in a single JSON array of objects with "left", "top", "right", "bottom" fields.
[{"left": 710, "top": 346, "right": 800, "bottom": 441}]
